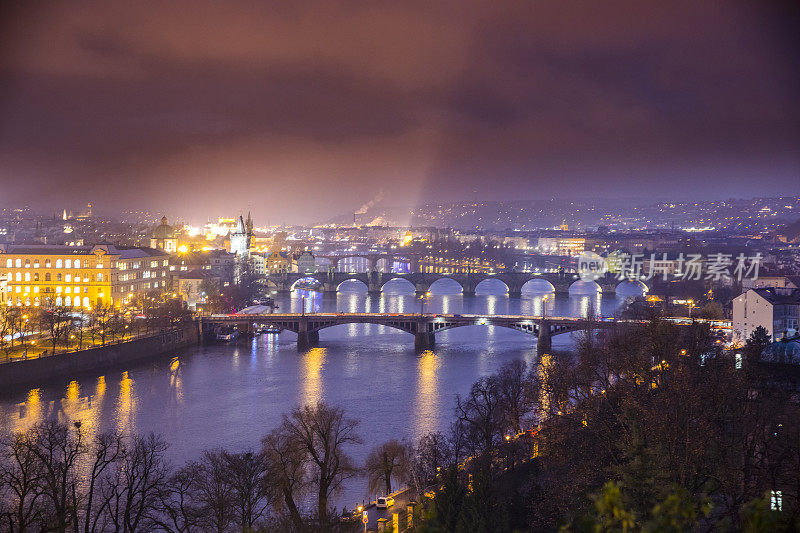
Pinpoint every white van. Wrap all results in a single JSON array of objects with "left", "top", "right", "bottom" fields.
[{"left": 376, "top": 496, "right": 395, "bottom": 509}]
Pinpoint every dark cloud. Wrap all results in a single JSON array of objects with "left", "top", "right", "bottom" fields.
[{"left": 0, "top": 0, "right": 798, "bottom": 222}]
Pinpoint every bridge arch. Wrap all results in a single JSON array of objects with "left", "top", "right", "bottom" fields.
[
  {"left": 263, "top": 279, "right": 280, "bottom": 292},
  {"left": 521, "top": 278, "right": 556, "bottom": 293},
  {"left": 427, "top": 276, "right": 464, "bottom": 294},
  {"left": 475, "top": 277, "right": 509, "bottom": 294},
  {"left": 381, "top": 276, "right": 416, "bottom": 294},
  {"left": 290, "top": 276, "right": 322, "bottom": 291},
  {"left": 569, "top": 279, "right": 602, "bottom": 294},
  {"left": 615, "top": 279, "right": 648, "bottom": 297},
  {"left": 336, "top": 278, "right": 369, "bottom": 292}
]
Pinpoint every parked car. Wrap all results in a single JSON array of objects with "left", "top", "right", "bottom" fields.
[{"left": 376, "top": 496, "right": 395, "bottom": 509}]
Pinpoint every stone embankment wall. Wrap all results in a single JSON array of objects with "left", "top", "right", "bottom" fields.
[{"left": 0, "top": 325, "right": 199, "bottom": 389}]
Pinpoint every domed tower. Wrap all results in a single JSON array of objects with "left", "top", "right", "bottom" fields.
[{"left": 151, "top": 216, "right": 177, "bottom": 253}]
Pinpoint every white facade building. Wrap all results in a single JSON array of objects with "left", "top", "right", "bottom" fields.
[{"left": 732, "top": 288, "right": 800, "bottom": 344}]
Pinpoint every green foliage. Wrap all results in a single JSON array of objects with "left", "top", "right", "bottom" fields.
[
  {"left": 740, "top": 493, "right": 797, "bottom": 533},
  {"left": 615, "top": 422, "right": 668, "bottom": 518},
  {"left": 744, "top": 326, "right": 771, "bottom": 363},
  {"left": 642, "top": 486, "right": 707, "bottom": 533},
  {"left": 425, "top": 466, "right": 466, "bottom": 532},
  {"left": 455, "top": 468, "right": 509, "bottom": 533},
  {"left": 589, "top": 482, "right": 637, "bottom": 533}
]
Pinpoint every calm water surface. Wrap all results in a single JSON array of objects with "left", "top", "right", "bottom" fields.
[{"left": 0, "top": 279, "right": 640, "bottom": 506}]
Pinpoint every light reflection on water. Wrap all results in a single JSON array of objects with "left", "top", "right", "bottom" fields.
[{"left": 0, "top": 286, "right": 637, "bottom": 506}]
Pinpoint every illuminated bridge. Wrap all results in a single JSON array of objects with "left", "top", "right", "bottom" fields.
[
  {"left": 263, "top": 271, "right": 635, "bottom": 296},
  {"left": 199, "top": 312, "right": 641, "bottom": 355}
]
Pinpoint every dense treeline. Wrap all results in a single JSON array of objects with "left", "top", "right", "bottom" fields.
[{"left": 411, "top": 321, "right": 800, "bottom": 532}]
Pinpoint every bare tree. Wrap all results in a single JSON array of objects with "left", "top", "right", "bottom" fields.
[
  {"left": 190, "top": 450, "right": 235, "bottom": 533},
  {"left": 364, "top": 440, "right": 410, "bottom": 496},
  {"left": 410, "top": 431, "right": 453, "bottom": 491},
  {"left": 0, "top": 430, "right": 45, "bottom": 531},
  {"left": 455, "top": 376, "right": 504, "bottom": 463},
  {"left": 100, "top": 433, "right": 169, "bottom": 532},
  {"left": 151, "top": 464, "right": 203, "bottom": 533},
  {"left": 37, "top": 302, "right": 73, "bottom": 355},
  {"left": 262, "top": 428, "right": 307, "bottom": 532},
  {"left": 0, "top": 305, "right": 16, "bottom": 360},
  {"left": 220, "top": 449, "right": 271, "bottom": 530},
  {"left": 280, "top": 401, "right": 361, "bottom": 527},
  {"left": 27, "top": 420, "right": 84, "bottom": 533},
  {"left": 82, "top": 431, "right": 125, "bottom": 533},
  {"left": 495, "top": 359, "right": 534, "bottom": 434}
]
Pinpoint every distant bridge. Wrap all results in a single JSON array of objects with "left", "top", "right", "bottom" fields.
[
  {"left": 199, "top": 312, "right": 637, "bottom": 355},
  {"left": 263, "top": 271, "right": 640, "bottom": 296}
]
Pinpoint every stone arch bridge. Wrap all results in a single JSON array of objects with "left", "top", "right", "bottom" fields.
[{"left": 263, "top": 271, "right": 630, "bottom": 296}]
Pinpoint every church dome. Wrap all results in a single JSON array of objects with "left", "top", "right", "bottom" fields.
[
  {"left": 152, "top": 216, "right": 175, "bottom": 239},
  {"left": 762, "top": 337, "right": 800, "bottom": 365}
]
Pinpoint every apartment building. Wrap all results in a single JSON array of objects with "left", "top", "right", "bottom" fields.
[{"left": 0, "top": 244, "right": 170, "bottom": 309}]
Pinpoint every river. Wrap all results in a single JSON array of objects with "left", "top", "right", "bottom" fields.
[{"left": 0, "top": 279, "right": 642, "bottom": 508}]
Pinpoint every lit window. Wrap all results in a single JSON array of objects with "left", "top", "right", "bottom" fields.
[
  {"left": 65, "top": 296, "right": 71, "bottom": 307},
  {"left": 65, "top": 287, "right": 71, "bottom": 294},
  {"left": 15, "top": 259, "right": 21, "bottom": 267},
  {"left": 65, "top": 259, "right": 71, "bottom": 268},
  {"left": 56, "top": 259, "right": 63, "bottom": 268},
  {"left": 45, "top": 259, "right": 51, "bottom": 267},
  {"left": 83, "top": 297, "right": 89, "bottom": 307},
  {"left": 4, "top": 259, "right": 10, "bottom": 267},
  {"left": 15, "top": 272, "right": 21, "bottom": 281},
  {"left": 771, "top": 490, "right": 782, "bottom": 511},
  {"left": 65, "top": 274, "right": 72, "bottom": 282},
  {"left": 56, "top": 297, "right": 62, "bottom": 306},
  {"left": 56, "top": 286, "right": 62, "bottom": 293},
  {"left": 24, "top": 272, "right": 30, "bottom": 281},
  {"left": 24, "top": 259, "right": 30, "bottom": 268},
  {"left": 33, "top": 260, "right": 39, "bottom": 268},
  {"left": 33, "top": 287, "right": 39, "bottom": 293},
  {"left": 74, "top": 262, "right": 80, "bottom": 269},
  {"left": 34, "top": 273, "right": 39, "bottom": 281},
  {"left": 97, "top": 273, "right": 104, "bottom": 282},
  {"left": 96, "top": 262, "right": 103, "bottom": 268},
  {"left": 74, "top": 297, "right": 80, "bottom": 307}
]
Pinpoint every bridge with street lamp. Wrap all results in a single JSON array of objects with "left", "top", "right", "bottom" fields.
[{"left": 198, "top": 311, "right": 635, "bottom": 355}]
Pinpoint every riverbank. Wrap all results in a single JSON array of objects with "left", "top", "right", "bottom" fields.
[{"left": 0, "top": 324, "right": 199, "bottom": 390}]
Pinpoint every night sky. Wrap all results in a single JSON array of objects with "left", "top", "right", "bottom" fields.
[{"left": 1, "top": 1, "right": 799, "bottom": 223}]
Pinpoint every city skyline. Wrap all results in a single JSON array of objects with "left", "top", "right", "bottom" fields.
[{"left": 1, "top": 1, "right": 799, "bottom": 223}]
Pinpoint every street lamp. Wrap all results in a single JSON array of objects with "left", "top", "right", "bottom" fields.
[{"left": 542, "top": 294, "right": 549, "bottom": 319}]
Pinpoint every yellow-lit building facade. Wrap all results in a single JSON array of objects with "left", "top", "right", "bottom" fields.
[{"left": 0, "top": 244, "right": 171, "bottom": 309}]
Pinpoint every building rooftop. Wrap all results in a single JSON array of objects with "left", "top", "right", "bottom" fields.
[
  {"left": 0, "top": 243, "right": 170, "bottom": 259},
  {"left": 752, "top": 287, "right": 800, "bottom": 305}
]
